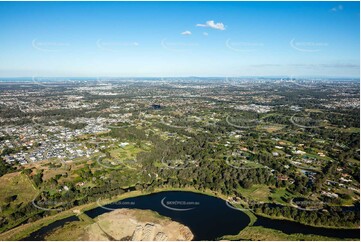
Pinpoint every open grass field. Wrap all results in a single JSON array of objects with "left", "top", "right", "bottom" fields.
[
  {"left": 100, "top": 145, "right": 142, "bottom": 170},
  {"left": 238, "top": 184, "right": 271, "bottom": 202},
  {"left": 269, "top": 187, "right": 296, "bottom": 205},
  {"left": 259, "top": 124, "right": 286, "bottom": 132},
  {"left": 237, "top": 185, "right": 297, "bottom": 205},
  {"left": 0, "top": 172, "right": 38, "bottom": 208},
  {"left": 109, "top": 144, "right": 143, "bottom": 161}
]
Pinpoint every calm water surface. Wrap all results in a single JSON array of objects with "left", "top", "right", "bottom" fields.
[{"left": 85, "top": 191, "right": 250, "bottom": 240}]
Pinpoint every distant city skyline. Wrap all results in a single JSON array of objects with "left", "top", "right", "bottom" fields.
[{"left": 0, "top": 1, "right": 359, "bottom": 78}]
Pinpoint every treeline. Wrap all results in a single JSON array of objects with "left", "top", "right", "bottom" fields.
[
  {"left": 0, "top": 157, "right": 15, "bottom": 177},
  {"left": 252, "top": 202, "right": 360, "bottom": 228}
]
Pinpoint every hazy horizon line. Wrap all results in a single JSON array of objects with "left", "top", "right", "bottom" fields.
[{"left": 0, "top": 76, "right": 359, "bottom": 80}]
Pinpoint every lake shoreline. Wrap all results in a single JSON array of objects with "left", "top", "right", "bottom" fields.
[{"left": 0, "top": 187, "right": 359, "bottom": 241}]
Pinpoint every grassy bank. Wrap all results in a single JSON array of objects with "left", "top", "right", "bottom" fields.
[{"left": 221, "top": 226, "right": 343, "bottom": 241}]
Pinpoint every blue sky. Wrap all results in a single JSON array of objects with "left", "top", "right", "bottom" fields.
[{"left": 0, "top": 1, "right": 359, "bottom": 77}]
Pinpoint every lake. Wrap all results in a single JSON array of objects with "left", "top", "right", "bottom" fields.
[{"left": 85, "top": 191, "right": 250, "bottom": 240}]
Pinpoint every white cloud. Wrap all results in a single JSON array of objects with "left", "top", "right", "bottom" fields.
[
  {"left": 203, "top": 32, "right": 209, "bottom": 36},
  {"left": 196, "top": 20, "right": 226, "bottom": 31},
  {"left": 331, "top": 5, "right": 343, "bottom": 12},
  {"left": 181, "top": 30, "right": 192, "bottom": 35}
]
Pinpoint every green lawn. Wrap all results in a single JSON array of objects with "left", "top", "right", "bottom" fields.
[
  {"left": 238, "top": 184, "right": 271, "bottom": 202},
  {"left": 237, "top": 185, "right": 297, "bottom": 205}
]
